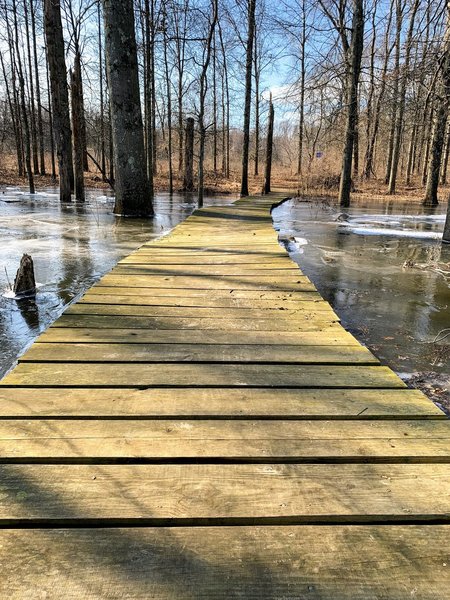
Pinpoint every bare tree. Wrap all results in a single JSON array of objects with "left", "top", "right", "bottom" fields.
[
  {"left": 197, "top": 0, "right": 218, "bottom": 207},
  {"left": 44, "top": 0, "right": 73, "bottom": 202},
  {"left": 103, "top": 0, "right": 153, "bottom": 216},
  {"left": 240, "top": 0, "right": 256, "bottom": 197}
]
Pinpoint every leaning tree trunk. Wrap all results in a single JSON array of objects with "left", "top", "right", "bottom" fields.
[
  {"left": 103, "top": 0, "right": 153, "bottom": 217},
  {"left": 44, "top": 0, "right": 73, "bottom": 202},
  {"left": 240, "top": 0, "right": 256, "bottom": 197},
  {"left": 339, "top": 0, "right": 364, "bottom": 207}
]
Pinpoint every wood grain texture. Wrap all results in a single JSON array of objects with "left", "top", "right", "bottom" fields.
[
  {"left": 1, "top": 526, "right": 449, "bottom": 599},
  {"left": 0, "top": 388, "right": 441, "bottom": 418},
  {"left": 0, "top": 463, "right": 449, "bottom": 522},
  {"left": 36, "top": 327, "right": 361, "bottom": 345},
  {"left": 0, "top": 419, "right": 447, "bottom": 460},
  {"left": 19, "top": 342, "right": 378, "bottom": 364},
  {"left": 0, "top": 363, "right": 405, "bottom": 388},
  {"left": 0, "top": 191, "right": 447, "bottom": 597}
]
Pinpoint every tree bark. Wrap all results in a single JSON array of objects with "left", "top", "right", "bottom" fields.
[
  {"left": 388, "top": 0, "right": 419, "bottom": 194},
  {"left": 197, "top": 0, "right": 218, "bottom": 207},
  {"left": 263, "top": 95, "right": 274, "bottom": 194},
  {"left": 240, "top": 0, "right": 256, "bottom": 197},
  {"left": 23, "top": 0, "right": 39, "bottom": 175},
  {"left": 70, "top": 54, "right": 85, "bottom": 202},
  {"left": 183, "top": 116, "right": 194, "bottom": 192},
  {"left": 103, "top": 0, "right": 153, "bottom": 217},
  {"left": 30, "top": 0, "right": 46, "bottom": 175},
  {"left": 12, "top": 0, "right": 35, "bottom": 194},
  {"left": 339, "top": 0, "right": 364, "bottom": 207},
  {"left": 44, "top": 0, "right": 73, "bottom": 202}
]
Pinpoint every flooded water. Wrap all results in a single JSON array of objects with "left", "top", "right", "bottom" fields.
[
  {"left": 0, "top": 187, "right": 233, "bottom": 378},
  {"left": 273, "top": 198, "right": 450, "bottom": 386}
]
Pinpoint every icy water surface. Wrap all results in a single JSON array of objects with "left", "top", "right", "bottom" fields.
[
  {"left": 0, "top": 187, "right": 233, "bottom": 378},
  {"left": 273, "top": 198, "right": 450, "bottom": 383}
]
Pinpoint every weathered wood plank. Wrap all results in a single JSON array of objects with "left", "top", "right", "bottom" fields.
[
  {"left": 65, "top": 304, "right": 338, "bottom": 319},
  {"left": 98, "top": 274, "right": 316, "bottom": 291},
  {"left": 0, "top": 464, "right": 449, "bottom": 522},
  {"left": 120, "top": 254, "right": 290, "bottom": 264},
  {"left": 1, "top": 526, "right": 449, "bottom": 599},
  {"left": 0, "top": 388, "right": 441, "bottom": 418},
  {"left": 0, "top": 419, "right": 447, "bottom": 460},
  {"left": 0, "top": 363, "right": 404, "bottom": 388},
  {"left": 19, "top": 342, "right": 377, "bottom": 364},
  {"left": 36, "top": 328, "right": 361, "bottom": 345},
  {"left": 78, "top": 293, "right": 327, "bottom": 310},
  {"left": 87, "top": 286, "right": 321, "bottom": 300},
  {"left": 113, "top": 266, "right": 302, "bottom": 275},
  {"left": 51, "top": 314, "right": 339, "bottom": 331}
]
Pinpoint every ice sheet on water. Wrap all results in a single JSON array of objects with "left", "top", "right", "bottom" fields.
[{"left": 341, "top": 225, "right": 443, "bottom": 240}]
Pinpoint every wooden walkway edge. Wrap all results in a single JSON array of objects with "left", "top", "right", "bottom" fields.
[{"left": 0, "top": 192, "right": 449, "bottom": 598}]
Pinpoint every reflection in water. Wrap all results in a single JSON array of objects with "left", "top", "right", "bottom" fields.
[
  {"left": 273, "top": 199, "right": 450, "bottom": 376},
  {"left": 0, "top": 187, "right": 233, "bottom": 378}
]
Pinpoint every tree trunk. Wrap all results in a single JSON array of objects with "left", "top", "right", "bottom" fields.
[
  {"left": 440, "top": 124, "right": 450, "bottom": 185},
  {"left": 253, "top": 36, "right": 259, "bottom": 177},
  {"left": 30, "top": 0, "right": 46, "bottom": 175},
  {"left": 218, "top": 22, "right": 230, "bottom": 178},
  {"left": 183, "top": 117, "right": 194, "bottom": 192},
  {"left": 388, "top": 0, "right": 419, "bottom": 194},
  {"left": 144, "top": 0, "right": 154, "bottom": 191},
  {"left": 163, "top": 9, "right": 173, "bottom": 194},
  {"left": 23, "top": 0, "right": 39, "bottom": 175},
  {"left": 12, "top": 0, "right": 34, "bottom": 193},
  {"left": 339, "top": 0, "right": 364, "bottom": 207},
  {"left": 443, "top": 197, "right": 450, "bottom": 243},
  {"left": 103, "top": 0, "right": 153, "bottom": 217},
  {"left": 240, "top": 0, "right": 256, "bottom": 197},
  {"left": 44, "top": 0, "right": 73, "bottom": 201},
  {"left": 70, "top": 54, "right": 85, "bottom": 202},
  {"left": 384, "top": 0, "right": 403, "bottom": 184},
  {"left": 0, "top": 50, "right": 22, "bottom": 176},
  {"left": 45, "top": 54, "right": 57, "bottom": 181},
  {"left": 197, "top": 0, "right": 218, "bottom": 207},
  {"left": 98, "top": 1, "right": 106, "bottom": 181},
  {"left": 297, "top": 3, "right": 306, "bottom": 176},
  {"left": 263, "top": 95, "right": 274, "bottom": 194}
]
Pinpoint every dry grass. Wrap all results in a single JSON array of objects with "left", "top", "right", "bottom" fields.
[{"left": 1, "top": 153, "right": 449, "bottom": 205}]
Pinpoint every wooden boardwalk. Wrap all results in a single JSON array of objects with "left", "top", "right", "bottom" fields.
[{"left": 0, "top": 192, "right": 449, "bottom": 598}]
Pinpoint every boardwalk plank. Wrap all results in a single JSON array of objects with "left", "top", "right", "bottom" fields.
[
  {"left": 37, "top": 328, "right": 361, "bottom": 345},
  {"left": 0, "top": 419, "right": 447, "bottom": 460},
  {"left": 65, "top": 304, "right": 338, "bottom": 319},
  {"left": 0, "top": 363, "right": 404, "bottom": 388},
  {"left": 1, "top": 526, "right": 449, "bottom": 599},
  {"left": 0, "top": 464, "right": 449, "bottom": 522},
  {"left": 51, "top": 315, "right": 339, "bottom": 331},
  {"left": 0, "top": 388, "right": 441, "bottom": 418},
  {"left": 19, "top": 342, "right": 378, "bottom": 364}
]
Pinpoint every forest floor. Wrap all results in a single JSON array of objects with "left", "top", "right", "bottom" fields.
[{"left": 2, "top": 162, "right": 450, "bottom": 204}]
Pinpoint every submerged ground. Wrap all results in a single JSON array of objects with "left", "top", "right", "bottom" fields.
[{"left": 0, "top": 187, "right": 449, "bottom": 409}]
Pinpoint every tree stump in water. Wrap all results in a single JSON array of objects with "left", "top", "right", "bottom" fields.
[{"left": 13, "top": 254, "right": 36, "bottom": 297}]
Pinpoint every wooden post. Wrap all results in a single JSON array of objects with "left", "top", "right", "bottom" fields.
[
  {"left": 263, "top": 95, "right": 274, "bottom": 194},
  {"left": 183, "top": 117, "right": 194, "bottom": 192}
]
